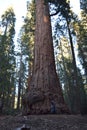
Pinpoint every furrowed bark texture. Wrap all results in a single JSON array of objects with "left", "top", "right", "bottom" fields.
[{"left": 23, "top": 0, "right": 69, "bottom": 114}]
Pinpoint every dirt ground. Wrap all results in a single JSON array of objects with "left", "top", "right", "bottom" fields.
[{"left": 0, "top": 114, "right": 87, "bottom": 130}]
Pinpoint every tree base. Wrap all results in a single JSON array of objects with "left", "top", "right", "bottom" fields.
[{"left": 22, "top": 91, "right": 70, "bottom": 115}]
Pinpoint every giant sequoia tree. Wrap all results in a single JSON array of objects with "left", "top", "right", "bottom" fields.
[{"left": 23, "top": 0, "right": 69, "bottom": 114}]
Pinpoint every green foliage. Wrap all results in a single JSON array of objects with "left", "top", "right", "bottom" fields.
[
  {"left": 55, "top": 36, "right": 87, "bottom": 113},
  {"left": 0, "top": 7, "right": 16, "bottom": 109},
  {"left": 20, "top": 0, "right": 35, "bottom": 76},
  {"left": 74, "top": 3, "right": 87, "bottom": 85},
  {"left": 14, "top": 0, "right": 36, "bottom": 109},
  {"left": 52, "top": 0, "right": 87, "bottom": 113}
]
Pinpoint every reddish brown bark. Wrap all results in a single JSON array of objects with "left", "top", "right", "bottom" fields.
[{"left": 23, "top": 0, "right": 69, "bottom": 114}]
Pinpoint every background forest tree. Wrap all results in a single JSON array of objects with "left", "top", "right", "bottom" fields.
[{"left": 0, "top": 7, "right": 16, "bottom": 113}]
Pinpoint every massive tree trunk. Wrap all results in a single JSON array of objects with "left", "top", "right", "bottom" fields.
[{"left": 23, "top": 0, "right": 69, "bottom": 114}]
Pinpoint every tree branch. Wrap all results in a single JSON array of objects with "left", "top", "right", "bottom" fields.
[{"left": 50, "top": 10, "right": 59, "bottom": 17}]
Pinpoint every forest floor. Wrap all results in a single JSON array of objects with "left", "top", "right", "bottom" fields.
[{"left": 0, "top": 114, "right": 87, "bottom": 130}]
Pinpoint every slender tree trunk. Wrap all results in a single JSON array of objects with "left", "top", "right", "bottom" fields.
[
  {"left": 59, "top": 41, "right": 72, "bottom": 110},
  {"left": 17, "top": 77, "right": 21, "bottom": 109},
  {"left": 17, "top": 55, "right": 22, "bottom": 109},
  {"left": 23, "top": 0, "right": 69, "bottom": 114},
  {"left": 66, "top": 18, "right": 81, "bottom": 114},
  {"left": 11, "top": 85, "right": 16, "bottom": 109}
]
